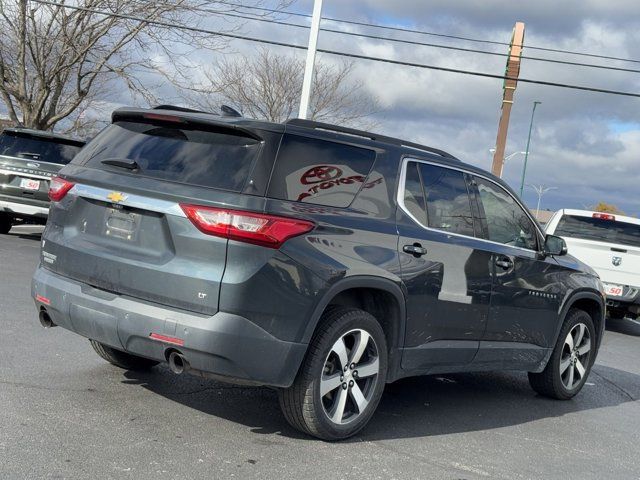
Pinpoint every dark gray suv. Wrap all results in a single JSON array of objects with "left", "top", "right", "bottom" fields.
[{"left": 32, "top": 107, "right": 605, "bottom": 440}]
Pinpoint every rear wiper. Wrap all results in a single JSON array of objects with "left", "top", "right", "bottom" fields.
[{"left": 101, "top": 158, "right": 139, "bottom": 171}]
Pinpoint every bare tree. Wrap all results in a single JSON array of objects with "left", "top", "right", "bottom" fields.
[
  {"left": 183, "top": 48, "right": 379, "bottom": 127},
  {"left": 0, "top": 0, "right": 292, "bottom": 132}
]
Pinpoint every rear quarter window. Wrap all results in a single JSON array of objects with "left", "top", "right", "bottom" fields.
[
  {"left": 267, "top": 134, "right": 376, "bottom": 207},
  {"left": 75, "top": 121, "right": 262, "bottom": 192}
]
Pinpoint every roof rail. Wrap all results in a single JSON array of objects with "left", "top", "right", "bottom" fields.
[{"left": 285, "top": 118, "right": 459, "bottom": 161}]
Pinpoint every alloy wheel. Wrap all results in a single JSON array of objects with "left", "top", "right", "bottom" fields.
[
  {"left": 560, "top": 322, "right": 591, "bottom": 390},
  {"left": 320, "top": 329, "right": 380, "bottom": 425}
]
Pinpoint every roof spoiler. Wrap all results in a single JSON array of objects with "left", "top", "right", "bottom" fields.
[{"left": 112, "top": 107, "right": 261, "bottom": 141}]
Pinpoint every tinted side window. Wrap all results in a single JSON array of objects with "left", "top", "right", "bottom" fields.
[
  {"left": 474, "top": 177, "right": 537, "bottom": 250},
  {"left": 402, "top": 162, "right": 427, "bottom": 226},
  {"left": 267, "top": 134, "right": 376, "bottom": 207},
  {"left": 419, "top": 163, "right": 475, "bottom": 237}
]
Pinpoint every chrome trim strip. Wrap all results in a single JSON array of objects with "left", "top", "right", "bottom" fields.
[
  {"left": 0, "top": 154, "right": 66, "bottom": 168},
  {"left": 397, "top": 157, "right": 543, "bottom": 255},
  {"left": 70, "top": 184, "right": 186, "bottom": 217},
  {"left": 0, "top": 168, "right": 53, "bottom": 180}
]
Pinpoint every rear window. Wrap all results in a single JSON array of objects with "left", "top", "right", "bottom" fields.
[
  {"left": 267, "top": 134, "right": 376, "bottom": 207},
  {"left": 76, "top": 121, "right": 262, "bottom": 192},
  {"left": 0, "top": 131, "right": 83, "bottom": 165},
  {"left": 555, "top": 214, "right": 640, "bottom": 248}
]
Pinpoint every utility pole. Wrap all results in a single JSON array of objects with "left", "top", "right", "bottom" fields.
[
  {"left": 298, "top": 0, "right": 323, "bottom": 119},
  {"left": 491, "top": 22, "right": 525, "bottom": 178},
  {"left": 520, "top": 101, "right": 542, "bottom": 197}
]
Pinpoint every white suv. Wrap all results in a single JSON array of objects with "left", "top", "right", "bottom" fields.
[{"left": 546, "top": 209, "right": 640, "bottom": 320}]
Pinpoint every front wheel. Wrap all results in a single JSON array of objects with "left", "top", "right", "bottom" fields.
[
  {"left": 529, "top": 308, "right": 596, "bottom": 399},
  {"left": 279, "top": 307, "right": 388, "bottom": 440}
]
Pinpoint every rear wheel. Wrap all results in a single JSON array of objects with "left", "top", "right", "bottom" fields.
[
  {"left": 90, "top": 340, "right": 159, "bottom": 370},
  {"left": 0, "top": 214, "right": 12, "bottom": 234},
  {"left": 529, "top": 309, "right": 595, "bottom": 399},
  {"left": 279, "top": 307, "right": 388, "bottom": 441}
]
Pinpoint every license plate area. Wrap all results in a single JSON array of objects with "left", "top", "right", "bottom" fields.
[
  {"left": 104, "top": 207, "right": 141, "bottom": 241},
  {"left": 20, "top": 178, "right": 41, "bottom": 191},
  {"left": 603, "top": 283, "right": 624, "bottom": 297}
]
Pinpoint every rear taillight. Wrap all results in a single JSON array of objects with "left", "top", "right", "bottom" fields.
[
  {"left": 593, "top": 213, "right": 615, "bottom": 221},
  {"left": 48, "top": 177, "right": 75, "bottom": 202},
  {"left": 180, "top": 204, "right": 314, "bottom": 248}
]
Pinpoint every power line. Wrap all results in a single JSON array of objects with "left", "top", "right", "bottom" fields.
[
  {"left": 197, "top": 6, "right": 640, "bottom": 75},
  {"left": 212, "top": 0, "right": 640, "bottom": 66},
  {"left": 29, "top": 0, "right": 640, "bottom": 99}
]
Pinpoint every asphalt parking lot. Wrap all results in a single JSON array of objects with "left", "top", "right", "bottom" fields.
[{"left": 1, "top": 225, "right": 639, "bottom": 480}]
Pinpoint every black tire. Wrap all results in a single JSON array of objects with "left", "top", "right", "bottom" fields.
[
  {"left": 90, "top": 340, "right": 159, "bottom": 370},
  {"left": 528, "top": 308, "right": 596, "bottom": 399},
  {"left": 0, "top": 214, "right": 12, "bottom": 234},
  {"left": 278, "top": 307, "right": 388, "bottom": 441}
]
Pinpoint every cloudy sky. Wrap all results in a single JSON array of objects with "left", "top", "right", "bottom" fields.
[
  {"left": 201, "top": 0, "right": 640, "bottom": 214},
  {"left": 271, "top": 0, "right": 640, "bottom": 214},
  {"left": 28, "top": 0, "right": 640, "bottom": 214}
]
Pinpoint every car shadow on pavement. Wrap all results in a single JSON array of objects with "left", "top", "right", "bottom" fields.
[
  {"left": 122, "top": 364, "right": 639, "bottom": 442},
  {"left": 606, "top": 317, "right": 640, "bottom": 336}
]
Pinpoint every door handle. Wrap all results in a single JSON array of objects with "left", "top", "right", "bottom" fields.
[
  {"left": 403, "top": 243, "right": 427, "bottom": 257},
  {"left": 495, "top": 257, "right": 514, "bottom": 270}
]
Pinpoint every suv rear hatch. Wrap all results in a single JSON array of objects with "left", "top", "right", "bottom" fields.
[
  {"left": 42, "top": 110, "right": 279, "bottom": 315},
  {"left": 0, "top": 129, "right": 84, "bottom": 205},
  {"left": 552, "top": 212, "right": 640, "bottom": 289}
]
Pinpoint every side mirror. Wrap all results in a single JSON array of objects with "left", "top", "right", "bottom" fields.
[{"left": 544, "top": 234, "right": 568, "bottom": 256}]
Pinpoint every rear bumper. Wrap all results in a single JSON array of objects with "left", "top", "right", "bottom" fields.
[
  {"left": 0, "top": 197, "right": 49, "bottom": 218},
  {"left": 603, "top": 283, "right": 640, "bottom": 308},
  {"left": 32, "top": 266, "right": 307, "bottom": 387}
]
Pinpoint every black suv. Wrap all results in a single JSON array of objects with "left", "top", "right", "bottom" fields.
[
  {"left": 0, "top": 128, "right": 85, "bottom": 233},
  {"left": 32, "top": 107, "right": 605, "bottom": 440}
]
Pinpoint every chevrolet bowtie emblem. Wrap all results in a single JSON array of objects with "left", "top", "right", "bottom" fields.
[{"left": 107, "top": 191, "right": 127, "bottom": 203}]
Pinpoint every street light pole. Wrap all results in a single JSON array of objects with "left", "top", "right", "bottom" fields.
[
  {"left": 298, "top": 0, "right": 323, "bottom": 119},
  {"left": 519, "top": 101, "right": 541, "bottom": 197},
  {"left": 489, "top": 149, "right": 527, "bottom": 174},
  {"left": 529, "top": 184, "right": 556, "bottom": 215}
]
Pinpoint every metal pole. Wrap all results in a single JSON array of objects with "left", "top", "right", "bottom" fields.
[
  {"left": 519, "top": 101, "right": 541, "bottom": 197},
  {"left": 536, "top": 190, "right": 542, "bottom": 214},
  {"left": 298, "top": 0, "right": 323, "bottom": 119},
  {"left": 529, "top": 184, "right": 555, "bottom": 216}
]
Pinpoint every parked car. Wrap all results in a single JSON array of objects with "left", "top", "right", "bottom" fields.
[
  {"left": 546, "top": 209, "right": 640, "bottom": 320},
  {"left": 32, "top": 107, "right": 605, "bottom": 440},
  {"left": 0, "top": 128, "right": 85, "bottom": 233}
]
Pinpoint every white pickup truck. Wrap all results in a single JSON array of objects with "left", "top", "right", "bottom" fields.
[{"left": 545, "top": 209, "right": 640, "bottom": 320}]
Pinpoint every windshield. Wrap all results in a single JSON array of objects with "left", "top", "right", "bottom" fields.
[
  {"left": 0, "top": 131, "right": 83, "bottom": 165},
  {"left": 555, "top": 214, "right": 640, "bottom": 248}
]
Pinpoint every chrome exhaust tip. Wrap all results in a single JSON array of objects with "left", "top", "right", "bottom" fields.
[
  {"left": 168, "top": 351, "right": 188, "bottom": 375},
  {"left": 39, "top": 310, "right": 55, "bottom": 328}
]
